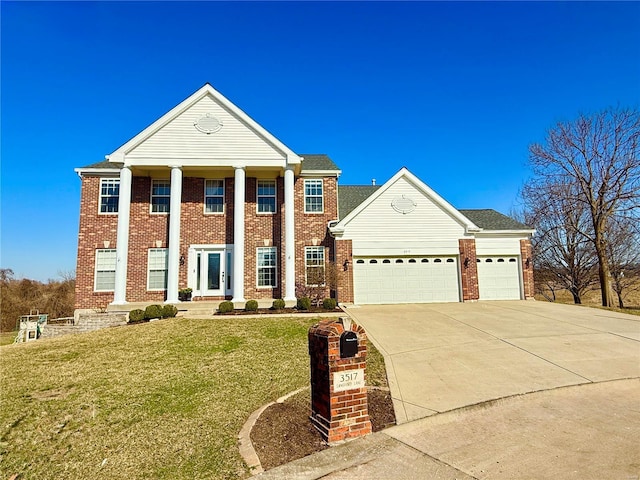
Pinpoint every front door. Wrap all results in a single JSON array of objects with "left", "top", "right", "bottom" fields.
[{"left": 190, "top": 246, "right": 232, "bottom": 298}]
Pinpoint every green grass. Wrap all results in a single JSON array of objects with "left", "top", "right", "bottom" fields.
[
  {"left": 0, "top": 331, "right": 17, "bottom": 346},
  {"left": 0, "top": 316, "right": 389, "bottom": 480}
]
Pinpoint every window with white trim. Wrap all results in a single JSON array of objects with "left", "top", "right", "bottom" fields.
[
  {"left": 304, "top": 179, "right": 323, "bottom": 213},
  {"left": 151, "top": 180, "right": 170, "bottom": 213},
  {"left": 305, "top": 246, "right": 325, "bottom": 286},
  {"left": 147, "top": 248, "right": 168, "bottom": 290},
  {"left": 95, "top": 249, "right": 116, "bottom": 291},
  {"left": 99, "top": 179, "right": 119, "bottom": 213},
  {"left": 205, "top": 179, "right": 224, "bottom": 213},
  {"left": 257, "top": 180, "right": 276, "bottom": 213},
  {"left": 257, "top": 247, "right": 277, "bottom": 287}
]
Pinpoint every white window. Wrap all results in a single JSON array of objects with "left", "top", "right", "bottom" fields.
[
  {"left": 148, "top": 248, "right": 168, "bottom": 290},
  {"left": 151, "top": 180, "right": 170, "bottom": 213},
  {"left": 205, "top": 179, "right": 224, "bottom": 213},
  {"left": 99, "top": 179, "right": 119, "bottom": 213},
  {"left": 304, "top": 179, "right": 324, "bottom": 213},
  {"left": 95, "top": 249, "right": 116, "bottom": 291},
  {"left": 257, "top": 180, "right": 276, "bottom": 213},
  {"left": 305, "top": 246, "right": 325, "bottom": 286},
  {"left": 257, "top": 247, "right": 277, "bottom": 287}
]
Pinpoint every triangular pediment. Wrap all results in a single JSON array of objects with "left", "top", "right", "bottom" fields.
[
  {"left": 107, "top": 84, "right": 301, "bottom": 168},
  {"left": 332, "top": 168, "right": 480, "bottom": 237}
]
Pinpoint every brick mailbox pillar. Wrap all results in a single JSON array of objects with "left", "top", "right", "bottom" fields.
[{"left": 308, "top": 317, "right": 372, "bottom": 444}]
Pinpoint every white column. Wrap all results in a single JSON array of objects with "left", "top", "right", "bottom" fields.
[
  {"left": 166, "top": 165, "right": 182, "bottom": 303},
  {"left": 232, "top": 166, "right": 246, "bottom": 304},
  {"left": 284, "top": 166, "right": 296, "bottom": 302},
  {"left": 111, "top": 166, "right": 132, "bottom": 305}
]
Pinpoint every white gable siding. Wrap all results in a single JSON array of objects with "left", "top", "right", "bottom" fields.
[
  {"left": 341, "top": 178, "right": 466, "bottom": 256},
  {"left": 126, "top": 95, "right": 286, "bottom": 165},
  {"left": 475, "top": 237, "right": 522, "bottom": 255}
]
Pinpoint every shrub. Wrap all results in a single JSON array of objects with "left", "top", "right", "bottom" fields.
[
  {"left": 322, "top": 298, "right": 337, "bottom": 310},
  {"left": 297, "top": 297, "right": 311, "bottom": 310},
  {"left": 272, "top": 298, "right": 286, "bottom": 310},
  {"left": 218, "top": 301, "right": 234, "bottom": 313},
  {"left": 161, "top": 304, "right": 178, "bottom": 318},
  {"left": 144, "top": 304, "right": 163, "bottom": 320},
  {"left": 245, "top": 300, "right": 259, "bottom": 312},
  {"left": 128, "top": 309, "right": 146, "bottom": 323}
]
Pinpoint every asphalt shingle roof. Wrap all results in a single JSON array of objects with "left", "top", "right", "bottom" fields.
[
  {"left": 299, "top": 154, "right": 341, "bottom": 172},
  {"left": 338, "top": 185, "right": 381, "bottom": 219},
  {"left": 79, "top": 160, "right": 122, "bottom": 169},
  {"left": 337, "top": 187, "right": 531, "bottom": 231},
  {"left": 459, "top": 209, "right": 532, "bottom": 230}
]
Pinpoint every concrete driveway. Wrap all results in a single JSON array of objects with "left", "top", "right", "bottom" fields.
[
  {"left": 345, "top": 301, "right": 640, "bottom": 423},
  {"left": 255, "top": 301, "right": 639, "bottom": 479}
]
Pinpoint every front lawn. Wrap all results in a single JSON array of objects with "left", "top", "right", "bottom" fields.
[{"left": 0, "top": 317, "right": 327, "bottom": 479}]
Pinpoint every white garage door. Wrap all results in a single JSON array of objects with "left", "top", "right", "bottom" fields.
[
  {"left": 353, "top": 256, "right": 460, "bottom": 304},
  {"left": 477, "top": 256, "right": 521, "bottom": 300}
]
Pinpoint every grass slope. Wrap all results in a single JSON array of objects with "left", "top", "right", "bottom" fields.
[{"left": 0, "top": 317, "right": 327, "bottom": 479}]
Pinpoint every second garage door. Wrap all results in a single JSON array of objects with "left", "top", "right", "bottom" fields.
[
  {"left": 353, "top": 256, "right": 460, "bottom": 304},
  {"left": 477, "top": 256, "right": 521, "bottom": 300}
]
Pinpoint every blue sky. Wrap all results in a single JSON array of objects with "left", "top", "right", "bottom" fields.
[{"left": 2, "top": 1, "right": 639, "bottom": 282}]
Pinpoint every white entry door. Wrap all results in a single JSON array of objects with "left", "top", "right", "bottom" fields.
[{"left": 189, "top": 246, "right": 232, "bottom": 297}]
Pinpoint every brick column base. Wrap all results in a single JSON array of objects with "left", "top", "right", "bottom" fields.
[{"left": 308, "top": 318, "right": 372, "bottom": 444}]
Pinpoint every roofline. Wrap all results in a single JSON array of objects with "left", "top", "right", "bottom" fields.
[
  {"left": 299, "top": 170, "right": 342, "bottom": 177},
  {"left": 74, "top": 167, "right": 122, "bottom": 177},
  {"left": 331, "top": 167, "right": 481, "bottom": 233},
  {"left": 107, "top": 83, "right": 303, "bottom": 166},
  {"left": 474, "top": 229, "right": 536, "bottom": 236}
]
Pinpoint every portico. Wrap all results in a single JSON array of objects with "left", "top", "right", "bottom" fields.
[{"left": 109, "top": 162, "right": 299, "bottom": 306}]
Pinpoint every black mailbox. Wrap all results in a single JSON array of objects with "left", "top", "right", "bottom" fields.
[{"left": 340, "top": 331, "right": 359, "bottom": 358}]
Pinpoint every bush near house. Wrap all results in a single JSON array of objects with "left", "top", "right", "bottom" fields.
[
  {"left": 296, "top": 297, "right": 311, "bottom": 311},
  {"left": 144, "top": 304, "right": 164, "bottom": 320},
  {"left": 128, "top": 309, "right": 146, "bottom": 323},
  {"left": 245, "top": 300, "right": 259, "bottom": 312},
  {"left": 322, "top": 298, "right": 337, "bottom": 310},
  {"left": 218, "top": 301, "right": 234, "bottom": 313},
  {"left": 161, "top": 305, "right": 178, "bottom": 318},
  {"left": 272, "top": 299, "right": 286, "bottom": 310}
]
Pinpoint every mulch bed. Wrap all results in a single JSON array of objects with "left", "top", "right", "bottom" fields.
[
  {"left": 215, "top": 307, "right": 342, "bottom": 315},
  {"left": 250, "top": 388, "right": 396, "bottom": 471}
]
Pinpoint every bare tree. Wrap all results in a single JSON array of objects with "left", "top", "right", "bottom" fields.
[
  {"left": 606, "top": 216, "right": 640, "bottom": 308},
  {"left": 523, "top": 180, "right": 599, "bottom": 303},
  {"left": 528, "top": 107, "right": 640, "bottom": 306}
]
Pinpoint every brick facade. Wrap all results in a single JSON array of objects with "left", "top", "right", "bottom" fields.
[
  {"left": 459, "top": 238, "right": 480, "bottom": 301},
  {"left": 335, "top": 239, "right": 354, "bottom": 304},
  {"left": 75, "top": 173, "right": 337, "bottom": 309},
  {"left": 75, "top": 176, "right": 118, "bottom": 309},
  {"left": 520, "top": 239, "right": 535, "bottom": 299}
]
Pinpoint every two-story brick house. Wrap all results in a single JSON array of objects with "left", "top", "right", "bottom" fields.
[{"left": 74, "top": 84, "right": 534, "bottom": 314}]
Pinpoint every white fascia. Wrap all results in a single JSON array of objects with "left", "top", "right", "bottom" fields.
[
  {"left": 75, "top": 167, "right": 122, "bottom": 178},
  {"left": 299, "top": 170, "right": 342, "bottom": 178},
  {"left": 474, "top": 229, "right": 536, "bottom": 238}
]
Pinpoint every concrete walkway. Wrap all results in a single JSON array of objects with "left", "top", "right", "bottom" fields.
[{"left": 252, "top": 301, "right": 640, "bottom": 479}]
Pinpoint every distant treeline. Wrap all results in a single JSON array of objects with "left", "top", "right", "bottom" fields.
[{"left": 0, "top": 269, "right": 75, "bottom": 332}]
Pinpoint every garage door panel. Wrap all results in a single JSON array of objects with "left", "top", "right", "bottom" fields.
[
  {"left": 477, "top": 256, "right": 521, "bottom": 300},
  {"left": 353, "top": 256, "right": 460, "bottom": 304}
]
